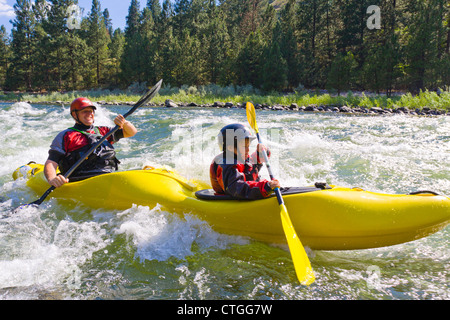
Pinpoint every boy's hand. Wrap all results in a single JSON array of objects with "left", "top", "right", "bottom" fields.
[
  {"left": 268, "top": 179, "right": 280, "bottom": 190},
  {"left": 256, "top": 144, "right": 271, "bottom": 163}
]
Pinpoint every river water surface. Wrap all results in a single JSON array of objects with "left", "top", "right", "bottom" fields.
[{"left": 0, "top": 101, "right": 448, "bottom": 300}]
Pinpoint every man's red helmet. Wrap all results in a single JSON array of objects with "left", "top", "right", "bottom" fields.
[{"left": 70, "top": 97, "right": 97, "bottom": 114}]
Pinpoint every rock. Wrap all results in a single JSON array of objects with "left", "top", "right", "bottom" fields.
[
  {"left": 272, "top": 105, "right": 284, "bottom": 111},
  {"left": 370, "top": 107, "right": 383, "bottom": 113},
  {"left": 339, "top": 105, "right": 352, "bottom": 113},
  {"left": 165, "top": 99, "right": 178, "bottom": 108},
  {"left": 213, "top": 101, "right": 225, "bottom": 108}
]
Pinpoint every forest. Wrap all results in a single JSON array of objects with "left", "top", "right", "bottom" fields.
[{"left": 0, "top": 0, "right": 449, "bottom": 96}]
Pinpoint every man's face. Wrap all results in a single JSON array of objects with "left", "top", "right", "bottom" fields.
[{"left": 74, "top": 107, "right": 95, "bottom": 126}]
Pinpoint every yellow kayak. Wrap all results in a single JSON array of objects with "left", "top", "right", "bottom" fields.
[{"left": 13, "top": 163, "right": 450, "bottom": 250}]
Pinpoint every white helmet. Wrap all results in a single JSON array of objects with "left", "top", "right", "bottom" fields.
[{"left": 217, "top": 123, "right": 256, "bottom": 151}]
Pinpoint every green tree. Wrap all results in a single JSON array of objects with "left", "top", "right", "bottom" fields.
[
  {"left": 0, "top": 26, "right": 11, "bottom": 88},
  {"left": 40, "top": 0, "right": 90, "bottom": 90},
  {"left": 173, "top": 0, "right": 192, "bottom": 35},
  {"left": 121, "top": 0, "right": 144, "bottom": 85},
  {"left": 261, "top": 21, "right": 288, "bottom": 92},
  {"left": 103, "top": 8, "right": 113, "bottom": 36},
  {"left": 31, "top": 0, "right": 50, "bottom": 90},
  {"left": 404, "top": 0, "right": 442, "bottom": 92},
  {"left": 147, "top": 0, "right": 162, "bottom": 23},
  {"left": 158, "top": 0, "right": 177, "bottom": 85},
  {"left": 236, "top": 31, "right": 264, "bottom": 87},
  {"left": 106, "top": 28, "right": 125, "bottom": 87},
  {"left": 297, "top": 0, "right": 327, "bottom": 87},
  {"left": 204, "top": 1, "right": 231, "bottom": 84},
  {"left": 86, "top": 0, "right": 110, "bottom": 87},
  {"left": 6, "top": 0, "right": 36, "bottom": 90},
  {"left": 362, "top": 0, "right": 401, "bottom": 94},
  {"left": 326, "top": 51, "right": 358, "bottom": 95},
  {"left": 140, "top": 7, "right": 158, "bottom": 84},
  {"left": 279, "top": 0, "right": 298, "bottom": 89}
]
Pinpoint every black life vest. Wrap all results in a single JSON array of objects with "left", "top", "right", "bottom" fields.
[{"left": 58, "top": 127, "right": 120, "bottom": 179}]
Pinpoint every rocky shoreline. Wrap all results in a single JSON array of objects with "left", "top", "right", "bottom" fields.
[
  {"left": 162, "top": 99, "right": 449, "bottom": 116},
  {"left": 9, "top": 98, "right": 450, "bottom": 116}
]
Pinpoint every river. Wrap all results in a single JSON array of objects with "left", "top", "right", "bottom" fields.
[{"left": 0, "top": 101, "right": 448, "bottom": 300}]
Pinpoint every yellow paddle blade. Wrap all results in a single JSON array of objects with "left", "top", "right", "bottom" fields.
[
  {"left": 246, "top": 102, "right": 259, "bottom": 133},
  {"left": 280, "top": 204, "right": 315, "bottom": 286}
]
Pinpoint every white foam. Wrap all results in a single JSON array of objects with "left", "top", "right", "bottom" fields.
[{"left": 116, "top": 204, "right": 248, "bottom": 262}]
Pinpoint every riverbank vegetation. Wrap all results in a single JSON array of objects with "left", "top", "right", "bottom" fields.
[
  {"left": 2, "top": 83, "right": 449, "bottom": 112},
  {"left": 0, "top": 0, "right": 449, "bottom": 97}
]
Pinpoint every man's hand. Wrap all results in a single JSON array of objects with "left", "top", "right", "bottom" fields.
[
  {"left": 44, "top": 160, "right": 69, "bottom": 188},
  {"left": 114, "top": 114, "right": 137, "bottom": 138},
  {"left": 48, "top": 175, "right": 69, "bottom": 188}
]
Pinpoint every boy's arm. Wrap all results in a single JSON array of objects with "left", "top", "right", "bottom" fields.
[{"left": 222, "top": 165, "right": 272, "bottom": 200}]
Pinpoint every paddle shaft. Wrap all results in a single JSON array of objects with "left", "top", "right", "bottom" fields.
[
  {"left": 27, "top": 80, "right": 162, "bottom": 206},
  {"left": 246, "top": 102, "right": 315, "bottom": 285},
  {"left": 255, "top": 132, "right": 284, "bottom": 206}
]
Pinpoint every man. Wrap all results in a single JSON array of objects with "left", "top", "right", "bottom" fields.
[
  {"left": 210, "top": 123, "right": 280, "bottom": 200},
  {"left": 44, "top": 97, "right": 137, "bottom": 188}
]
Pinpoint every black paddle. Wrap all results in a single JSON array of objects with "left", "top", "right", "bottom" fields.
[{"left": 17, "top": 79, "right": 163, "bottom": 209}]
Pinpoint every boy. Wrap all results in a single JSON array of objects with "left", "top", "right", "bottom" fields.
[{"left": 210, "top": 123, "right": 280, "bottom": 200}]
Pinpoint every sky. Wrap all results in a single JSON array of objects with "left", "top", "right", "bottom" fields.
[{"left": 0, "top": 0, "right": 150, "bottom": 34}]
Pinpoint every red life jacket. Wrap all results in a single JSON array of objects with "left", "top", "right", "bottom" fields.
[
  {"left": 209, "top": 152, "right": 272, "bottom": 200},
  {"left": 58, "top": 126, "right": 120, "bottom": 179}
]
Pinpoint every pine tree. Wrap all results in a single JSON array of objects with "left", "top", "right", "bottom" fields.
[
  {"left": 204, "top": 1, "right": 230, "bottom": 84},
  {"left": 41, "top": 0, "right": 90, "bottom": 90},
  {"left": 240, "top": 0, "right": 262, "bottom": 37},
  {"left": 362, "top": 0, "right": 401, "bottom": 94},
  {"left": 147, "top": 0, "right": 162, "bottom": 23},
  {"left": 326, "top": 51, "right": 358, "bottom": 95},
  {"left": 103, "top": 8, "right": 113, "bottom": 36},
  {"left": 278, "top": 0, "right": 298, "bottom": 89},
  {"left": 140, "top": 7, "right": 157, "bottom": 84},
  {"left": 86, "top": 0, "right": 110, "bottom": 87},
  {"left": 404, "top": 0, "right": 441, "bottom": 92},
  {"left": 159, "top": 0, "right": 177, "bottom": 85},
  {"left": 236, "top": 31, "right": 264, "bottom": 87},
  {"left": 31, "top": 0, "right": 50, "bottom": 90},
  {"left": 121, "top": 0, "right": 144, "bottom": 85},
  {"left": 297, "top": 0, "right": 324, "bottom": 88},
  {"left": 6, "top": 0, "right": 36, "bottom": 90},
  {"left": 173, "top": 0, "right": 192, "bottom": 35},
  {"left": 261, "top": 21, "right": 288, "bottom": 92},
  {"left": 107, "top": 28, "right": 125, "bottom": 87},
  {"left": 0, "top": 25, "right": 10, "bottom": 88}
]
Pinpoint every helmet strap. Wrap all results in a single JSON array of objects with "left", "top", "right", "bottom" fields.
[{"left": 71, "top": 110, "right": 81, "bottom": 124}]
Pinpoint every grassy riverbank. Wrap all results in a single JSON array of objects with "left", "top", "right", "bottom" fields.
[{"left": 1, "top": 84, "right": 449, "bottom": 111}]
